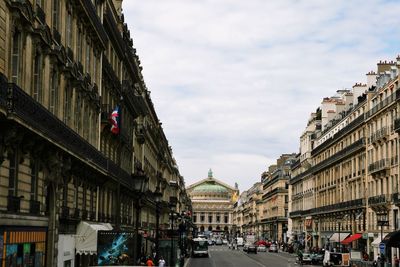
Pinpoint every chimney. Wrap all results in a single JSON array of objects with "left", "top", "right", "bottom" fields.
[
  {"left": 366, "top": 71, "right": 377, "bottom": 88},
  {"left": 377, "top": 60, "right": 395, "bottom": 73}
]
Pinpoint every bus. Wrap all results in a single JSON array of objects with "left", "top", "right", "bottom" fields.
[{"left": 192, "top": 238, "right": 209, "bottom": 257}]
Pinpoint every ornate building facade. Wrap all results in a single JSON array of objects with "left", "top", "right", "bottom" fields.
[
  {"left": 187, "top": 170, "right": 239, "bottom": 236},
  {"left": 0, "top": 0, "right": 190, "bottom": 266}
]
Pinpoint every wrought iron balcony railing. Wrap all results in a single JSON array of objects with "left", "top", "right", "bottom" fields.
[
  {"left": 1, "top": 81, "right": 133, "bottom": 189},
  {"left": 7, "top": 195, "right": 21, "bottom": 213},
  {"left": 29, "top": 200, "right": 41, "bottom": 215}
]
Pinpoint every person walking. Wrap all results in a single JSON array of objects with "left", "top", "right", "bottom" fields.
[
  {"left": 158, "top": 256, "right": 166, "bottom": 267},
  {"left": 146, "top": 257, "right": 154, "bottom": 266}
]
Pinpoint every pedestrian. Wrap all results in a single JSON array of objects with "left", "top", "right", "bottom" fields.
[
  {"left": 146, "top": 257, "right": 154, "bottom": 266},
  {"left": 395, "top": 255, "right": 400, "bottom": 267},
  {"left": 158, "top": 256, "right": 166, "bottom": 267}
]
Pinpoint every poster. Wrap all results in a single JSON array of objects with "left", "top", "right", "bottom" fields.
[{"left": 97, "top": 231, "right": 135, "bottom": 266}]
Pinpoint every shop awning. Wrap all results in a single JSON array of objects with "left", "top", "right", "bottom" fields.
[
  {"left": 371, "top": 234, "right": 388, "bottom": 246},
  {"left": 341, "top": 233, "right": 362, "bottom": 245},
  {"left": 382, "top": 230, "right": 400, "bottom": 248},
  {"left": 329, "top": 232, "right": 350, "bottom": 242},
  {"left": 76, "top": 221, "right": 113, "bottom": 255}
]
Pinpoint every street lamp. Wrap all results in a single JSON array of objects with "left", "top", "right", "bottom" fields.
[
  {"left": 168, "top": 180, "right": 179, "bottom": 266},
  {"left": 154, "top": 186, "right": 163, "bottom": 263},
  {"left": 132, "top": 173, "right": 148, "bottom": 264}
]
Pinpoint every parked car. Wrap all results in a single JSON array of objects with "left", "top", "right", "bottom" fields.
[
  {"left": 215, "top": 238, "right": 223, "bottom": 245},
  {"left": 247, "top": 243, "right": 257, "bottom": 254},
  {"left": 257, "top": 245, "right": 266, "bottom": 252},
  {"left": 222, "top": 239, "right": 228, "bottom": 245},
  {"left": 301, "top": 253, "right": 313, "bottom": 265},
  {"left": 268, "top": 244, "right": 278, "bottom": 253},
  {"left": 207, "top": 239, "right": 214, "bottom": 246},
  {"left": 311, "top": 252, "right": 324, "bottom": 264},
  {"left": 236, "top": 237, "right": 244, "bottom": 247},
  {"left": 243, "top": 244, "right": 248, "bottom": 252}
]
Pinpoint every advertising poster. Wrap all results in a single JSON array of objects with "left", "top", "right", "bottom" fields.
[{"left": 97, "top": 231, "right": 135, "bottom": 266}]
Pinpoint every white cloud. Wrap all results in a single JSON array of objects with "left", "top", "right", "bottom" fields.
[{"left": 122, "top": 0, "right": 400, "bottom": 191}]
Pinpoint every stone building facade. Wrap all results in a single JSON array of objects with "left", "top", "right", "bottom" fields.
[
  {"left": 0, "top": 0, "right": 190, "bottom": 266},
  {"left": 289, "top": 58, "right": 400, "bottom": 262},
  {"left": 187, "top": 170, "right": 239, "bottom": 236}
]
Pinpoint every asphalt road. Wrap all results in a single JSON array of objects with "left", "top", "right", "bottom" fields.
[{"left": 187, "top": 245, "right": 316, "bottom": 267}]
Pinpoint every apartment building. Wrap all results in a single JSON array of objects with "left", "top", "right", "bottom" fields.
[
  {"left": 0, "top": 0, "right": 189, "bottom": 266},
  {"left": 289, "top": 58, "right": 400, "bottom": 261},
  {"left": 261, "top": 154, "right": 296, "bottom": 243}
]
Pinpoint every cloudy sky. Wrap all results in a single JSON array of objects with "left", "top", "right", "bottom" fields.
[{"left": 122, "top": 0, "right": 400, "bottom": 192}]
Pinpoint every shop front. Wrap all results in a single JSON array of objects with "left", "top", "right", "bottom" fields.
[{"left": 0, "top": 227, "right": 47, "bottom": 267}]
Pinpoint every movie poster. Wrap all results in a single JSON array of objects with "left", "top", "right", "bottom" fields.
[{"left": 97, "top": 231, "right": 135, "bottom": 266}]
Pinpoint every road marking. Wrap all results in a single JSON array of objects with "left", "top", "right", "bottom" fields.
[{"left": 243, "top": 253, "right": 267, "bottom": 267}]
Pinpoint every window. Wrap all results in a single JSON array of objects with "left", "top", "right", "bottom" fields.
[
  {"left": 49, "top": 67, "right": 59, "bottom": 114},
  {"left": 63, "top": 85, "right": 72, "bottom": 125},
  {"left": 77, "top": 29, "right": 83, "bottom": 63},
  {"left": 30, "top": 158, "right": 39, "bottom": 201},
  {"left": 8, "top": 151, "right": 18, "bottom": 196},
  {"left": 74, "top": 92, "right": 82, "bottom": 132},
  {"left": 52, "top": 0, "right": 59, "bottom": 31},
  {"left": 394, "top": 209, "right": 399, "bottom": 230},
  {"left": 224, "top": 215, "right": 228, "bottom": 224},
  {"left": 66, "top": 9, "right": 73, "bottom": 49},
  {"left": 32, "top": 49, "right": 43, "bottom": 102},
  {"left": 11, "top": 30, "right": 21, "bottom": 84},
  {"left": 208, "top": 215, "right": 212, "bottom": 223},
  {"left": 86, "top": 41, "right": 91, "bottom": 74},
  {"left": 200, "top": 215, "right": 204, "bottom": 222}
]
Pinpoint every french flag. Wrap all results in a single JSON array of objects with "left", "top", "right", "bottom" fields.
[{"left": 110, "top": 105, "right": 120, "bottom": 134}]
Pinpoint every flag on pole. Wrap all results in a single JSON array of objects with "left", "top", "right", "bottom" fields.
[{"left": 110, "top": 105, "right": 120, "bottom": 134}]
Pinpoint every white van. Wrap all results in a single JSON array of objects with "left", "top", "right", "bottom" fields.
[{"left": 236, "top": 237, "right": 244, "bottom": 246}]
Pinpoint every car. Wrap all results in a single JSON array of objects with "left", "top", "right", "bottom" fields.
[
  {"left": 222, "top": 239, "right": 228, "bottom": 245},
  {"left": 215, "top": 238, "right": 223, "bottom": 245},
  {"left": 268, "top": 244, "right": 278, "bottom": 253},
  {"left": 243, "top": 244, "right": 248, "bottom": 252},
  {"left": 246, "top": 243, "right": 257, "bottom": 254},
  {"left": 236, "top": 237, "right": 244, "bottom": 246},
  {"left": 207, "top": 239, "right": 214, "bottom": 246},
  {"left": 301, "top": 253, "right": 313, "bottom": 265},
  {"left": 311, "top": 253, "right": 324, "bottom": 264},
  {"left": 257, "top": 245, "right": 266, "bottom": 252}
]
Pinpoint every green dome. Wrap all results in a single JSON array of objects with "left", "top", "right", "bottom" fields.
[{"left": 192, "top": 182, "right": 228, "bottom": 193}]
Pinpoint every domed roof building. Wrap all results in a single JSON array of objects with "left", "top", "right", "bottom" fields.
[{"left": 187, "top": 169, "right": 239, "bottom": 236}]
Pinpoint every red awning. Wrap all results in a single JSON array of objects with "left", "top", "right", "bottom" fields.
[{"left": 341, "top": 233, "right": 362, "bottom": 245}]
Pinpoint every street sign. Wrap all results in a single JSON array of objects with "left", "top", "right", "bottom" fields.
[{"left": 379, "top": 242, "right": 385, "bottom": 253}]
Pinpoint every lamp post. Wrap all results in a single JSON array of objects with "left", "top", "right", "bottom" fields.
[
  {"left": 132, "top": 173, "right": 148, "bottom": 264},
  {"left": 169, "top": 197, "right": 177, "bottom": 267},
  {"left": 153, "top": 187, "right": 163, "bottom": 263}
]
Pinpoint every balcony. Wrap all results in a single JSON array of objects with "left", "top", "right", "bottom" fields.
[
  {"left": 369, "top": 127, "right": 389, "bottom": 144},
  {"left": 60, "top": 206, "right": 70, "bottom": 220},
  {"left": 368, "top": 194, "right": 391, "bottom": 206},
  {"left": 289, "top": 210, "right": 303, "bottom": 218},
  {"left": 7, "top": 195, "right": 21, "bottom": 213},
  {"left": 367, "top": 90, "right": 398, "bottom": 119},
  {"left": 1, "top": 82, "right": 133, "bottom": 189},
  {"left": 52, "top": 27, "right": 61, "bottom": 44},
  {"left": 394, "top": 118, "right": 400, "bottom": 133},
  {"left": 368, "top": 159, "right": 390, "bottom": 175},
  {"left": 77, "top": 0, "right": 107, "bottom": 47},
  {"left": 35, "top": 4, "right": 46, "bottom": 24},
  {"left": 308, "top": 198, "right": 364, "bottom": 215},
  {"left": 81, "top": 209, "right": 88, "bottom": 220},
  {"left": 391, "top": 156, "right": 398, "bottom": 166},
  {"left": 29, "top": 200, "right": 41, "bottom": 215}
]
